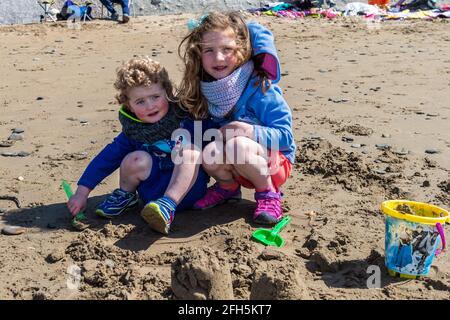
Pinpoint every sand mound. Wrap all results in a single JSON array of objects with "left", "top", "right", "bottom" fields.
[
  {"left": 250, "top": 255, "right": 311, "bottom": 300},
  {"left": 171, "top": 247, "right": 234, "bottom": 300}
]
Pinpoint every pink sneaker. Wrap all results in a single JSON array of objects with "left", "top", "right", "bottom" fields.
[
  {"left": 253, "top": 191, "right": 283, "bottom": 224},
  {"left": 194, "top": 183, "right": 241, "bottom": 210}
]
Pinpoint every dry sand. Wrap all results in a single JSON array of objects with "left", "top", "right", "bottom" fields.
[{"left": 0, "top": 14, "right": 449, "bottom": 300}]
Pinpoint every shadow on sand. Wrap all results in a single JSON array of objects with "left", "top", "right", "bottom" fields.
[{"left": 1, "top": 194, "right": 258, "bottom": 252}]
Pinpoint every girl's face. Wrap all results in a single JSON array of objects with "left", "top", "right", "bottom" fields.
[
  {"left": 201, "top": 28, "right": 239, "bottom": 80},
  {"left": 126, "top": 83, "right": 169, "bottom": 123}
]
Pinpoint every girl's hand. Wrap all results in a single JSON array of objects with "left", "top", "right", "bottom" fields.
[
  {"left": 220, "top": 121, "right": 254, "bottom": 141},
  {"left": 67, "top": 186, "right": 90, "bottom": 217}
]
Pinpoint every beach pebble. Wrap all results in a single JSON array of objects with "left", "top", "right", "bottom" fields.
[
  {"left": 259, "top": 248, "right": 285, "bottom": 261},
  {"left": 373, "top": 169, "right": 386, "bottom": 175},
  {"left": 2, "top": 226, "right": 26, "bottom": 235},
  {"left": 1, "top": 152, "right": 17, "bottom": 157},
  {"left": 376, "top": 143, "right": 390, "bottom": 150},
  {"left": 66, "top": 117, "right": 77, "bottom": 121},
  {"left": 306, "top": 135, "right": 321, "bottom": 141},
  {"left": 18, "top": 151, "right": 30, "bottom": 157},
  {"left": 1, "top": 151, "right": 30, "bottom": 157},
  {"left": 342, "top": 136, "right": 354, "bottom": 142},
  {"left": 72, "top": 152, "right": 88, "bottom": 160},
  {"left": 36, "top": 97, "right": 44, "bottom": 100},
  {"left": 422, "top": 180, "right": 430, "bottom": 187},
  {"left": 1, "top": 151, "right": 13, "bottom": 157},
  {"left": 8, "top": 133, "right": 24, "bottom": 141},
  {"left": 381, "top": 133, "right": 391, "bottom": 138},
  {"left": 351, "top": 144, "right": 361, "bottom": 148},
  {"left": 415, "top": 111, "right": 425, "bottom": 115},
  {"left": 12, "top": 128, "right": 25, "bottom": 134},
  {"left": 79, "top": 120, "right": 89, "bottom": 124},
  {"left": 281, "top": 71, "right": 289, "bottom": 76},
  {"left": 394, "top": 148, "right": 409, "bottom": 156},
  {"left": 0, "top": 140, "right": 15, "bottom": 147},
  {"left": 0, "top": 209, "right": 6, "bottom": 214},
  {"left": 426, "top": 113, "right": 439, "bottom": 117},
  {"left": 17, "top": 176, "right": 24, "bottom": 181},
  {"left": 425, "top": 149, "right": 440, "bottom": 154}
]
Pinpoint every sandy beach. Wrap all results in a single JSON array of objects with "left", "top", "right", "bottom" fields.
[{"left": 0, "top": 13, "right": 449, "bottom": 300}]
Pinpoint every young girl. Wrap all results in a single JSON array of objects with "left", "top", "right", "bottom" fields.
[
  {"left": 178, "top": 12, "right": 296, "bottom": 225},
  {"left": 67, "top": 57, "right": 209, "bottom": 235}
]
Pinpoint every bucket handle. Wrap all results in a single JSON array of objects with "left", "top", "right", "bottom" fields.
[{"left": 435, "top": 222, "right": 446, "bottom": 256}]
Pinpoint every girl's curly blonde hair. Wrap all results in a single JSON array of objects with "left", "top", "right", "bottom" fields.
[
  {"left": 114, "top": 56, "right": 176, "bottom": 109},
  {"left": 178, "top": 11, "right": 252, "bottom": 120}
]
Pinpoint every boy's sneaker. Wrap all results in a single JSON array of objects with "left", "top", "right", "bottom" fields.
[
  {"left": 253, "top": 190, "right": 282, "bottom": 225},
  {"left": 122, "top": 14, "right": 130, "bottom": 23},
  {"left": 96, "top": 189, "right": 138, "bottom": 218},
  {"left": 193, "top": 182, "right": 241, "bottom": 210},
  {"left": 140, "top": 197, "right": 176, "bottom": 235}
]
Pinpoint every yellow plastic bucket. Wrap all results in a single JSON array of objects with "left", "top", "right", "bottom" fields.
[{"left": 381, "top": 200, "right": 448, "bottom": 278}]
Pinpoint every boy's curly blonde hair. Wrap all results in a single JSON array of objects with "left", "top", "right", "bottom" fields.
[
  {"left": 178, "top": 11, "right": 252, "bottom": 120},
  {"left": 114, "top": 56, "right": 176, "bottom": 109}
]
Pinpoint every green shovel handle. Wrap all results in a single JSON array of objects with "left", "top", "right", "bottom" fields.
[
  {"left": 61, "top": 180, "right": 74, "bottom": 198},
  {"left": 61, "top": 180, "right": 86, "bottom": 222},
  {"left": 271, "top": 216, "right": 292, "bottom": 235}
]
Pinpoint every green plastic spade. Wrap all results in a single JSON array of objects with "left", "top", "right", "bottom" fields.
[
  {"left": 61, "top": 180, "right": 87, "bottom": 229},
  {"left": 252, "top": 216, "right": 292, "bottom": 247}
]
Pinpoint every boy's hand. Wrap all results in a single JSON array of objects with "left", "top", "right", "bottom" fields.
[
  {"left": 220, "top": 121, "right": 254, "bottom": 141},
  {"left": 67, "top": 186, "right": 90, "bottom": 217}
]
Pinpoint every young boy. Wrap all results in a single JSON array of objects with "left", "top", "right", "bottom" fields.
[{"left": 67, "top": 56, "right": 209, "bottom": 235}]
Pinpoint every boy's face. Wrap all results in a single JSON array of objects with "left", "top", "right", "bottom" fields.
[
  {"left": 127, "top": 83, "right": 169, "bottom": 123},
  {"left": 201, "top": 28, "right": 239, "bottom": 80}
]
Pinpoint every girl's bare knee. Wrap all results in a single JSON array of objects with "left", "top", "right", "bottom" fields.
[{"left": 225, "top": 137, "right": 265, "bottom": 165}]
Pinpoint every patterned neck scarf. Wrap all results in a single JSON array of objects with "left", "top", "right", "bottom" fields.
[
  {"left": 200, "top": 60, "right": 254, "bottom": 119},
  {"left": 119, "top": 103, "right": 188, "bottom": 146}
]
